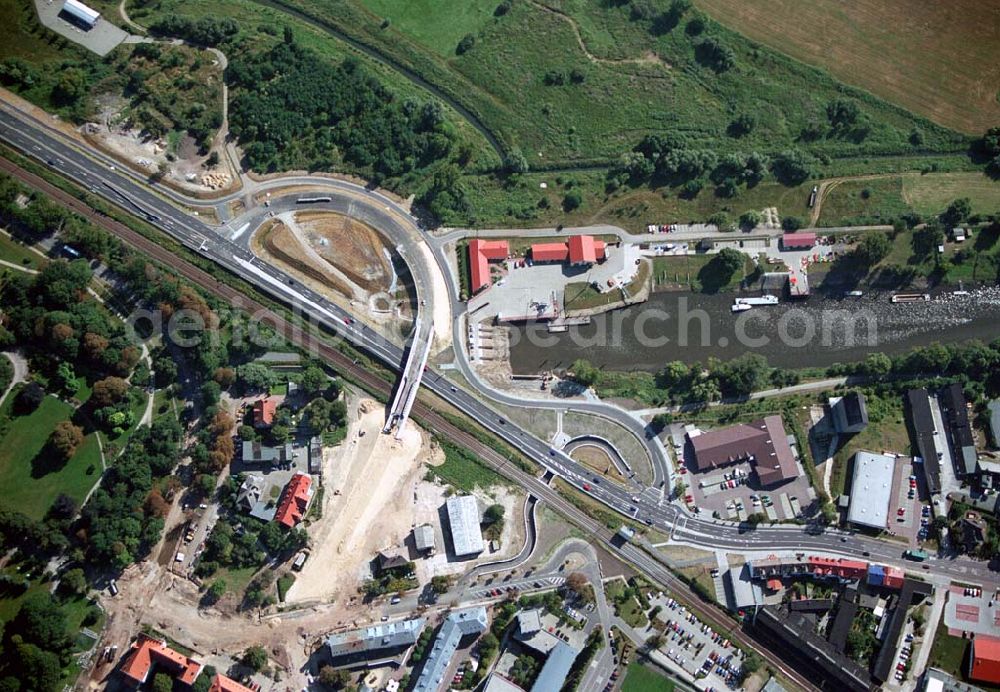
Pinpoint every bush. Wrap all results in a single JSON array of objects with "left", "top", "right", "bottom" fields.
[{"left": 456, "top": 34, "right": 476, "bottom": 55}]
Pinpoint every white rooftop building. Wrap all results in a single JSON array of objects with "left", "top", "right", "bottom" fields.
[
  {"left": 446, "top": 495, "right": 484, "bottom": 556},
  {"left": 62, "top": 0, "right": 100, "bottom": 27},
  {"left": 846, "top": 451, "right": 897, "bottom": 529}
]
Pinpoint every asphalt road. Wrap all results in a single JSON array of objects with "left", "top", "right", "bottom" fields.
[{"left": 4, "top": 106, "right": 998, "bottom": 591}]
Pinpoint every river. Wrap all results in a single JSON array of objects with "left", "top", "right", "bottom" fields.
[{"left": 508, "top": 287, "right": 1000, "bottom": 373}]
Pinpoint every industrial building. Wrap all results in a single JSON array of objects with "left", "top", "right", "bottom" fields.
[
  {"left": 906, "top": 389, "right": 942, "bottom": 494},
  {"left": 686, "top": 415, "right": 799, "bottom": 487},
  {"left": 830, "top": 391, "right": 869, "bottom": 434},
  {"left": 412, "top": 607, "right": 488, "bottom": 692},
  {"left": 61, "top": 0, "right": 100, "bottom": 28},
  {"left": 725, "top": 563, "right": 764, "bottom": 614},
  {"left": 941, "top": 383, "right": 978, "bottom": 476},
  {"left": 846, "top": 451, "right": 897, "bottom": 530},
  {"left": 325, "top": 618, "right": 425, "bottom": 669},
  {"left": 468, "top": 239, "right": 509, "bottom": 294},
  {"left": 446, "top": 495, "right": 484, "bottom": 556}
]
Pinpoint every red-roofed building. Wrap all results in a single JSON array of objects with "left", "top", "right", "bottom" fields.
[
  {"left": 807, "top": 556, "right": 868, "bottom": 581},
  {"left": 120, "top": 634, "right": 203, "bottom": 687},
  {"left": 530, "top": 242, "right": 569, "bottom": 263},
  {"left": 209, "top": 673, "right": 257, "bottom": 692},
  {"left": 970, "top": 638, "right": 1000, "bottom": 684},
  {"left": 467, "top": 239, "right": 509, "bottom": 294},
  {"left": 567, "top": 235, "right": 606, "bottom": 265},
  {"left": 780, "top": 232, "right": 817, "bottom": 250},
  {"left": 253, "top": 398, "right": 278, "bottom": 428},
  {"left": 275, "top": 472, "right": 313, "bottom": 528},
  {"left": 882, "top": 566, "right": 905, "bottom": 590}
]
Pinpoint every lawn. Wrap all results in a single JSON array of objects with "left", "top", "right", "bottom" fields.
[
  {"left": 817, "top": 177, "right": 911, "bottom": 227},
  {"left": 0, "top": 231, "right": 47, "bottom": 269},
  {"left": 605, "top": 579, "right": 649, "bottom": 629},
  {"left": 0, "top": 389, "right": 104, "bottom": 520},
  {"left": 564, "top": 259, "right": 650, "bottom": 311},
  {"left": 215, "top": 565, "right": 259, "bottom": 599},
  {"left": 622, "top": 662, "right": 676, "bottom": 692},
  {"left": 693, "top": 0, "right": 1000, "bottom": 135},
  {"left": 928, "top": 619, "right": 968, "bottom": 678},
  {"left": 357, "top": 0, "right": 499, "bottom": 56},
  {"left": 276, "top": 574, "right": 296, "bottom": 602},
  {"left": 902, "top": 172, "right": 1000, "bottom": 218},
  {"left": 651, "top": 253, "right": 750, "bottom": 293},
  {"left": 830, "top": 392, "right": 909, "bottom": 497},
  {"left": 426, "top": 439, "right": 507, "bottom": 492}
]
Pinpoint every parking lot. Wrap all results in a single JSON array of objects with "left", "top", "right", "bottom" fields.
[
  {"left": 885, "top": 457, "right": 931, "bottom": 545},
  {"left": 646, "top": 592, "right": 746, "bottom": 689},
  {"left": 679, "top": 458, "right": 815, "bottom": 523}
]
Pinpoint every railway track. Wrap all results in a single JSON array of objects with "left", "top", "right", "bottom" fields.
[{"left": 0, "top": 156, "right": 819, "bottom": 692}]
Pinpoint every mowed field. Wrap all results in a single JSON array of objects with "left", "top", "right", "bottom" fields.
[
  {"left": 902, "top": 172, "right": 1000, "bottom": 217},
  {"left": 693, "top": 0, "right": 1000, "bottom": 134},
  {"left": 357, "top": 0, "right": 499, "bottom": 56}
]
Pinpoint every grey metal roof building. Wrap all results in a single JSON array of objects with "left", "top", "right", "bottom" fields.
[
  {"left": 414, "top": 524, "right": 435, "bottom": 553},
  {"left": 529, "top": 641, "right": 580, "bottom": 692},
  {"left": 61, "top": 0, "right": 99, "bottom": 27},
  {"left": 941, "top": 384, "right": 978, "bottom": 476},
  {"left": 846, "top": 451, "right": 897, "bottom": 529},
  {"left": 724, "top": 563, "right": 763, "bottom": 614},
  {"left": 446, "top": 495, "right": 484, "bottom": 556},
  {"left": 412, "top": 607, "right": 488, "bottom": 692},
  {"left": 325, "top": 618, "right": 425, "bottom": 669},
  {"left": 988, "top": 401, "right": 1000, "bottom": 450},
  {"left": 907, "top": 389, "right": 941, "bottom": 494}
]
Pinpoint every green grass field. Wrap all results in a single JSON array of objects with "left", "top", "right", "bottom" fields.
[
  {"left": 0, "top": 389, "right": 103, "bottom": 520},
  {"left": 817, "top": 177, "right": 911, "bottom": 227},
  {"left": 622, "top": 662, "right": 676, "bottom": 692},
  {"left": 0, "top": 232, "right": 47, "bottom": 269},
  {"left": 902, "top": 172, "right": 1000, "bottom": 217},
  {"left": 427, "top": 441, "right": 506, "bottom": 492},
  {"left": 358, "top": 0, "right": 498, "bottom": 56}
]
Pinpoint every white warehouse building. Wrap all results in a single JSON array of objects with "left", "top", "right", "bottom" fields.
[
  {"left": 62, "top": 0, "right": 100, "bottom": 28},
  {"left": 846, "top": 450, "right": 898, "bottom": 530},
  {"left": 446, "top": 495, "right": 484, "bottom": 557}
]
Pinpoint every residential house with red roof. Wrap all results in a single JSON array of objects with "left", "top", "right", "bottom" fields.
[
  {"left": 275, "top": 472, "right": 313, "bottom": 528},
  {"left": 120, "top": 634, "right": 203, "bottom": 688},
  {"left": 252, "top": 398, "right": 278, "bottom": 428},
  {"left": 567, "top": 235, "right": 606, "bottom": 265}
]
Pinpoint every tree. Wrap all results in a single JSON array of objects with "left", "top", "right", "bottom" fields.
[
  {"left": 237, "top": 363, "right": 273, "bottom": 391},
  {"left": 570, "top": 359, "right": 600, "bottom": 387},
  {"left": 213, "top": 367, "right": 236, "bottom": 388},
  {"left": 565, "top": 571, "right": 589, "bottom": 598},
  {"left": 854, "top": 232, "right": 891, "bottom": 266},
  {"left": 456, "top": 33, "right": 476, "bottom": 55},
  {"left": 862, "top": 352, "right": 892, "bottom": 379},
  {"left": 562, "top": 190, "right": 583, "bottom": 212},
  {"left": 770, "top": 149, "right": 813, "bottom": 185},
  {"left": 645, "top": 633, "right": 665, "bottom": 650},
  {"left": 715, "top": 247, "right": 745, "bottom": 276},
  {"left": 51, "top": 421, "right": 84, "bottom": 460},
  {"left": 152, "top": 672, "right": 174, "bottom": 692},
  {"left": 738, "top": 210, "right": 761, "bottom": 231},
  {"left": 205, "top": 579, "right": 226, "bottom": 604},
  {"left": 912, "top": 223, "right": 944, "bottom": 258},
  {"left": 53, "top": 68, "right": 87, "bottom": 106},
  {"left": 430, "top": 575, "right": 451, "bottom": 594},
  {"left": 712, "top": 353, "right": 768, "bottom": 397},
  {"left": 241, "top": 645, "right": 268, "bottom": 672},
  {"left": 318, "top": 665, "right": 351, "bottom": 689},
  {"left": 299, "top": 365, "right": 328, "bottom": 394},
  {"left": 484, "top": 504, "right": 505, "bottom": 524},
  {"left": 940, "top": 197, "right": 972, "bottom": 227},
  {"left": 781, "top": 216, "right": 804, "bottom": 231},
  {"left": 59, "top": 568, "right": 88, "bottom": 597},
  {"left": 741, "top": 651, "right": 762, "bottom": 681},
  {"left": 10, "top": 593, "right": 70, "bottom": 651},
  {"left": 15, "top": 382, "right": 45, "bottom": 414},
  {"left": 92, "top": 376, "right": 128, "bottom": 407},
  {"left": 728, "top": 113, "right": 755, "bottom": 137}
]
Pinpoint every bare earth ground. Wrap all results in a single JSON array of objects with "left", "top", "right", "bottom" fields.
[
  {"left": 250, "top": 218, "right": 410, "bottom": 342},
  {"left": 288, "top": 396, "right": 428, "bottom": 603},
  {"left": 294, "top": 211, "right": 396, "bottom": 296},
  {"left": 571, "top": 445, "right": 627, "bottom": 483},
  {"left": 288, "top": 395, "right": 526, "bottom": 602},
  {"left": 694, "top": 0, "right": 1000, "bottom": 134}
]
